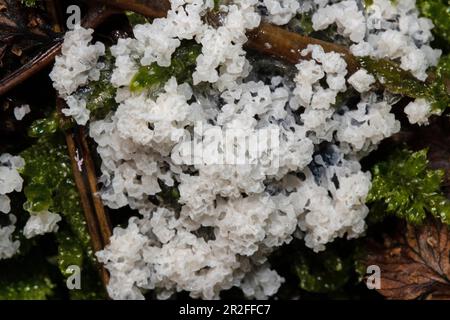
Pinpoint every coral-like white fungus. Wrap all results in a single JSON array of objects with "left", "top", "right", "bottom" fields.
[
  {"left": 50, "top": 25, "right": 105, "bottom": 125},
  {"left": 49, "top": 0, "right": 439, "bottom": 300},
  {"left": 0, "top": 215, "right": 20, "bottom": 260},
  {"left": 404, "top": 98, "right": 438, "bottom": 126},
  {"left": 312, "top": 0, "right": 366, "bottom": 42},
  {"left": 334, "top": 94, "right": 401, "bottom": 154},
  {"left": 23, "top": 211, "right": 62, "bottom": 239},
  {"left": 62, "top": 95, "right": 91, "bottom": 126},
  {"left": 14, "top": 104, "right": 31, "bottom": 121},
  {"left": 351, "top": 0, "right": 442, "bottom": 80},
  {"left": 0, "top": 154, "right": 25, "bottom": 260},
  {"left": 348, "top": 69, "right": 376, "bottom": 93},
  {"left": 261, "top": 0, "right": 300, "bottom": 25},
  {"left": 50, "top": 25, "right": 105, "bottom": 97}
]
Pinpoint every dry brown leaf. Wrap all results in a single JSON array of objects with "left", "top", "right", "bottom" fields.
[{"left": 365, "top": 218, "right": 450, "bottom": 300}]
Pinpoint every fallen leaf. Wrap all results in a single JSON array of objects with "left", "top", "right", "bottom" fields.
[{"left": 365, "top": 217, "right": 450, "bottom": 299}]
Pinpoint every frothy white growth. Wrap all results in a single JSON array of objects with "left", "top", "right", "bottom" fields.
[
  {"left": 0, "top": 165, "right": 23, "bottom": 196},
  {"left": 62, "top": 95, "right": 90, "bottom": 126},
  {"left": 193, "top": 0, "right": 261, "bottom": 90},
  {"left": 106, "top": 0, "right": 260, "bottom": 95},
  {"left": 404, "top": 98, "right": 437, "bottom": 126},
  {"left": 293, "top": 45, "right": 347, "bottom": 111},
  {"left": 115, "top": 78, "right": 192, "bottom": 151},
  {"left": 400, "top": 48, "right": 429, "bottom": 81},
  {"left": 23, "top": 211, "right": 62, "bottom": 239},
  {"left": 335, "top": 95, "right": 401, "bottom": 154},
  {"left": 14, "top": 104, "right": 31, "bottom": 121},
  {"left": 0, "top": 154, "right": 24, "bottom": 196},
  {"left": 291, "top": 45, "right": 350, "bottom": 143},
  {"left": 312, "top": 0, "right": 366, "bottom": 42},
  {"left": 110, "top": 38, "right": 139, "bottom": 88},
  {"left": 89, "top": 78, "right": 193, "bottom": 210},
  {"left": 240, "top": 264, "right": 285, "bottom": 299},
  {"left": 350, "top": 42, "right": 374, "bottom": 57},
  {"left": 96, "top": 218, "right": 150, "bottom": 300},
  {"left": 50, "top": 25, "right": 106, "bottom": 125},
  {"left": 50, "top": 25, "right": 105, "bottom": 97},
  {"left": 93, "top": 74, "right": 318, "bottom": 299},
  {"left": 375, "top": 30, "right": 409, "bottom": 59},
  {"left": 311, "top": 0, "right": 440, "bottom": 124},
  {"left": 89, "top": 113, "right": 171, "bottom": 210},
  {"left": 133, "top": 0, "right": 208, "bottom": 68},
  {"left": 291, "top": 153, "right": 371, "bottom": 252},
  {"left": 0, "top": 215, "right": 20, "bottom": 260},
  {"left": 261, "top": 0, "right": 300, "bottom": 25},
  {"left": 99, "top": 196, "right": 293, "bottom": 300},
  {"left": 48, "top": 0, "right": 440, "bottom": 300},
  {"left": 364, "top": 0, "right": 441, "bottom": 81},
  {"left": 0, "top": 154, "right": 24, "bottom": 260},
  {"left": 312, "top": 0, "right": 441, "bottom": 81},
  {"left": 348, "top": 69, "right": 376, "bottom": 93},
  {"left": 0, "top": 195, "right": 10, "bottom": 214}
]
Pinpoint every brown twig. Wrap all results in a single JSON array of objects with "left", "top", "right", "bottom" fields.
[
  {"left": 93, "top": 0, "right": 170, "bottom": 18},
  {"left": 247, "top": 22, "right": 361, "bottom": 75},
  {"left": 56, "top": 98, "right": 111, "bottom": 291},
  {"left": 0, "top": 3, "right": 119, "bottom": 97},
  {"left": 0, "top": 1, "right": 362, "bottom": 96},
  {"left": 1, "top": 0, "right": 448, "bottom": 97},
  {"left": 0, "top": 40, "right": 62, "bottom": 96},
  {"left": 78, "top": 126, "right": 112, "bottom": 246}
]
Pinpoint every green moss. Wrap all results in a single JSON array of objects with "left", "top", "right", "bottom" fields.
[
  {"left": 28, "top": 114, "right": 59, "bottom": 138},
  {"left": 16, "top": 115, "right": 107, "bottom": 299},
  {"left": 288, "top": 13, "right": 314, "bottom": 36},
  {"left": 84, "top": 51, "right": 118, "bottom": 121},
  {"left": 298, "top": 14, "right": 314, "bottom": 36},
  {"left": 126, "top": 11, "right": 150, "bottom": 26},
  {"left": 364, "top": 0, "right": 399, "bottom": 6},
  {"left": 56, "top": 231, "right": 84, "bottom": 279},
  {"left": 155, "top": 182, "right": 181, "bottom": 211},
  {"left": 21, "top": 120, "right": 91, "bottom": 253},
  {"left": 214, "top": 0, "right": 221, "bottom": 11},
  {"left": 359, "top": 56, "right": 450, "bottom": 112},
  {"left": 359, "top": 57, "right": 425, "bottom": 98},
  {"left": 130, "top": 42, "right": 202, "bottom": 93},
  {"left": 367, "top": 149, "right": 450, "bottom": 225},
  {"left": 21, "top": 0, "right": 39, "bottom": 7},
  {"left": 0, "top": 253, "right": 55, "bottom": 300},
  {"left": 436, "top": 54, "right": 450, "bottom": 80},
  {"left": 68, "top": 270, "right": 105, "bottom": 300},
  {"left": 295, "top": 250, "right": 351, "bottom": 293},
  {"left": 55, "top": 229, "right": 105, "bottom": 299},
  {"left": 417, "top": 0, "right": 450, "bottom": 47}
]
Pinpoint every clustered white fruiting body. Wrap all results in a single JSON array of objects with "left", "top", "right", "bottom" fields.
[
  {"left": 0, "top": 152, "right": 63, "bottom": 258},
  {"left": 0, "top": 154, "right": 24, "bottom": 260},
  {"left": 50, "top": 26, "right": 106, "bottom": 125},
  {"left": 47, "top": 0, "right": 441, "bottom": 299}
]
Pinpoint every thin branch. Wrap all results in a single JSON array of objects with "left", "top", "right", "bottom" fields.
[
  {"left": 0, "top": 40, "right": 61, "bottom": 96},
  {"left": 57, "top": 98, "right": 111, "bottom": 292},
  {"left": 247, "top": 22, "right": 361, "bottom": 75},
  {"left": 2, "top": 1, "right": 446, "bottom": 97},
  {"left": 0, "top": 4, "right": 118, "bottom": 97},
  {"left": 93, "top": 0, "right": 170, "bottom": 18},
  {"left": 78, "top": 126, "right": 113, "bottom": 246}
]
